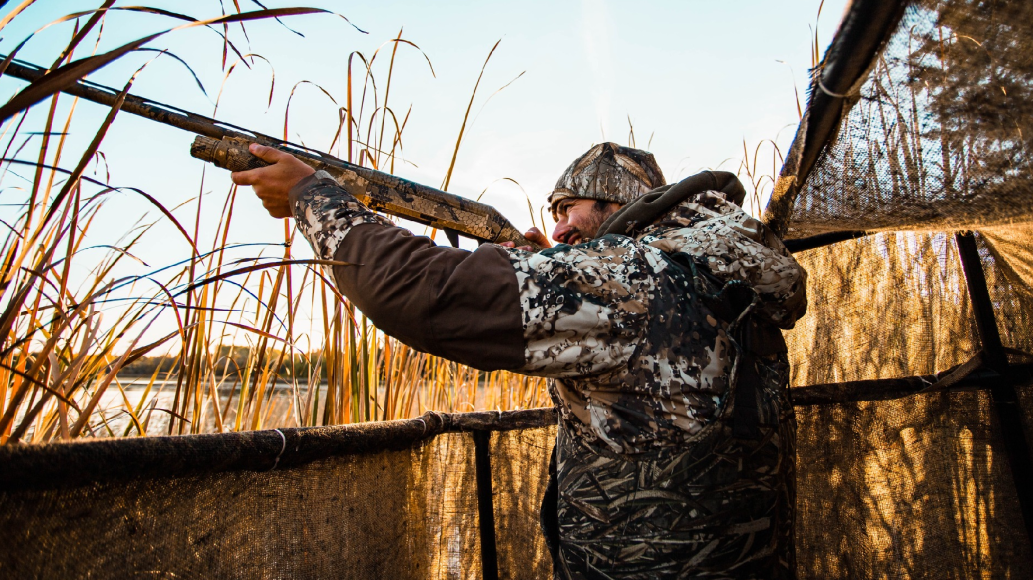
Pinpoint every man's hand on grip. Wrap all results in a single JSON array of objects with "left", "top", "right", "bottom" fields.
[{"left": 231, "top": 143, "right": 315, "bottom": 219}]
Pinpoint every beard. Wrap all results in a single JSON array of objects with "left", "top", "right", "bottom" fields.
[{"left": 558, "top": 205, "right": 615, "bottom": 245}]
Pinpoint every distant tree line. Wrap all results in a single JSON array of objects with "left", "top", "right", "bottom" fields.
[{"left": 118, "top": 345, "right": 327, "bottom": 380}]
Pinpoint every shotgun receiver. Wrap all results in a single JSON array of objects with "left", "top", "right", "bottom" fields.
[{"left": 1, "top": 57, "right": 540, "bottom": 250}]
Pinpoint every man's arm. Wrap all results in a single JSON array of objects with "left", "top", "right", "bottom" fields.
[
  {"left": 293, "top": 172, "right": 527, "bottom": 370},
  {"left": 232, "top": 144, "right": 526, "bottom": 370},
  {"left": 234, "top": 144, "right": 650, "bottom": 375}
]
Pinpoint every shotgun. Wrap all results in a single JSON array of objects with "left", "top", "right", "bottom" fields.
[{"left": 0, "top": 57, "right": 541, "bottom": 250}]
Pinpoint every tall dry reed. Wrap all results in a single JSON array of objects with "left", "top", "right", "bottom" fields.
[{"left": 0, "top": 2, "right": 549, "bottom": 444}]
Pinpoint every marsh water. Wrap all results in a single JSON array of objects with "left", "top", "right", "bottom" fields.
[{"left": 78, "top": 377, "right": 330, "bottom": 438}]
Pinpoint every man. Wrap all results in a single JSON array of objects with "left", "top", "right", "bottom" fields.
[{"left": 233, "top": 141, "right": 807, "bottom": 579}]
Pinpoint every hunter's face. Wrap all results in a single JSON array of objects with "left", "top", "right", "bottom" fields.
[{"left": 551, "top": 198, "right": 620, "bottom": 246}]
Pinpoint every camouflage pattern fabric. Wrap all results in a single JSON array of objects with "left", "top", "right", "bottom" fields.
[
  {"left": 511, "top": 188, "right": 804, "bottom": 578},
  {"left": 638, "top": 191, "right": 806, "bottom": 327},
  {"left": 289, "top": 173, "right": 806, "bottom": 579},
  {"left": 550, "top": 344, "right": 796, "bottom": 579},
  {"left": 549, "top": 142, "right": 666, "bottom": 219},
  {"left": 290, "top": 170, "right": 394, "bottom": 261},
  {"left": 508, "top": 189, "right": 805, "bottom": 453}
]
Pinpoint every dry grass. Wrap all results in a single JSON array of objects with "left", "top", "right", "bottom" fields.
[{"left": 0, "top": 2, "right": 549, "bottom": 444}]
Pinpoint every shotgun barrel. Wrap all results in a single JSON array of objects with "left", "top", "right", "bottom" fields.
[{"left": 0, "top": 57, "right": 540, "bottom": 250}]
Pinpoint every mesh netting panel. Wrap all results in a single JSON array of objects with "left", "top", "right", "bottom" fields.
[
  {"left": 795, "top": 390, "right": 1033, "bottom": 579},
  {"left": 491, "top": 425, "right": 556, "bottom": 580},
  {"left": 0, "top": 431, "right": 560, "bottom": 579},
  {"left": 785, "top": 230, "right": 978, "bottom": 386},
  {"left": 785, "top": 0, "right": 1033, "bottom": 239}
]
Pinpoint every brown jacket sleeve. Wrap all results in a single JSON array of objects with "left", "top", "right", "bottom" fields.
[{"left": 290, "top": 172, "right": 525, "bottom": 371}]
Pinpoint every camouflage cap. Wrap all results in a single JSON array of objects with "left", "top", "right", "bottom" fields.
[{"left": 548, "top": 142, "right": 666, "bottom": 219}]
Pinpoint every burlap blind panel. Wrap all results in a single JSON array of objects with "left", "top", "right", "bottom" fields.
[
  {"left": 787, "top": 231, "right": 1033, "bottom": 578},
  {"left": 778, "top": 0, "right": 1033, "bottom": 576},
  {"left": 786, "top": 232, "right": 978, "bottom": 387},
  {"left": 492, "top": 426, "right": 556, "bottom": 580},
  {"left": 0, "top": 434, "right": 482, "bottom": 579}
]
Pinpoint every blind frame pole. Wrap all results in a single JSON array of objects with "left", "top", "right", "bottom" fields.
[
  {"left": 955, "top": 231, "right": 1033, "bottom": 544},
  {"left": 473, "top": 430, "right": 499, "bottom": 580}
]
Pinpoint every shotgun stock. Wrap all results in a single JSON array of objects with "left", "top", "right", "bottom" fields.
[{"left": 1, "top": 57, "right": 541, "bottom": 250}]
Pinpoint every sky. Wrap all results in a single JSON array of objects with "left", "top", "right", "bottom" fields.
[{"left": 0, "top": 0, "right": 848, "bottom": 346}]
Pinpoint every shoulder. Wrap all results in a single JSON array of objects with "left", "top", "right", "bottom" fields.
[
  {"left": 636, "top": 190, "right": 807, "bottom": 328},
  {"left": 504, "top": 236, "right": 673, "bottom": 376},
  {"left": 505, "top": 234, "right": 673, "bottom": 297}
]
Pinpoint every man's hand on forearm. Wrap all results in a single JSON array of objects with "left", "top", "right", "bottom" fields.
[{"left": 230, "top": 144, "right": 315, "bottom": 218}]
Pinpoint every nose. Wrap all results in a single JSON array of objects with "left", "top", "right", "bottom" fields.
[{"left": 552, "top": 219, "right": 572, "bottom": 243}]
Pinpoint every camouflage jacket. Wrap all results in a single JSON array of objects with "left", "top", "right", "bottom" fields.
[{"left": 290, "top": 170, "right": 806, "bottom": 454}]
